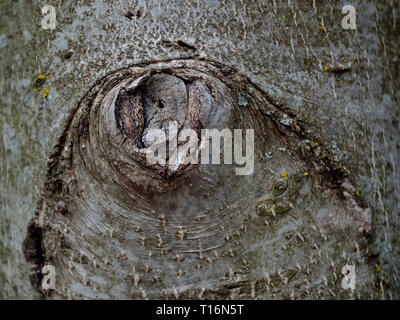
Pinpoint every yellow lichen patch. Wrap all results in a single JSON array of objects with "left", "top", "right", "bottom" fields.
[
  {"left": 34, "top": 73, "right": 49, "bottom": 82},
  {"left": 42, "top": 88, "right": 50, "bottom": 98},
  {"left": 304, "top": 172, "right": 309, "bottom": 176},
  {"left": 323, "top": 65, "right": 330, "bottom": 72},
  {"left": 264, "top": 196, "right": 271, "bottom": 201},
  {"left": 293, "top": 182, "right": 297, "bottom": 186},
  {"left": 281, "top": 171, "right": 289, "bottom": 181},
  {"left": 376, "top": 265, "right": 381, "bottom": 272},
  {"left": 356, "top": 187, "right": 360, "bottom": 197},
  {"left": 33, "top": 73, "right": 50, "bottom": 93}
]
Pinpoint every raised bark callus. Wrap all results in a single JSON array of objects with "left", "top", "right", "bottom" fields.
[{"left": 24, "top": 59, "right": 371, "bottom": 299}]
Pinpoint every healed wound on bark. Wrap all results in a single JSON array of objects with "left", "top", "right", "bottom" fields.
[
  {"left": 23, "top": 59, "right": 370, "bottom": 299},
  {"left": 114, "top": 72, "right": 213, "bottom": 178}
]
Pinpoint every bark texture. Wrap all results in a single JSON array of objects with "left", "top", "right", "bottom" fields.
[{"left": 1, "top": 0, "right": 399, "bottom": 299}]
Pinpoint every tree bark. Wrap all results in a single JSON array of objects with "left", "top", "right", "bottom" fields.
[{"left": 0, "top": 0, "right": 399, "bottom": 299}]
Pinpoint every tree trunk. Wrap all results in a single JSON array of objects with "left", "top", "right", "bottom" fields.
[{"left": 1, "top": 0, "right": 399, "bottom": 299}]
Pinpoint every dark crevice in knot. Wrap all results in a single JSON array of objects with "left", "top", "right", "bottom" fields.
[
  {"left": 115, "top": 90, "right": 144, "bottom": 147},
  {"left": 22, "top": 221, "right": 45, "bottom": 294},
  {"left": 114, "top": 72, "right": 214, "bottom": 173}
]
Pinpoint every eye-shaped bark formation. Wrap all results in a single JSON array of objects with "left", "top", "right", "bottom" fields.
[{"left": 23, "top": 59, "right": 371, "bottom": 299}]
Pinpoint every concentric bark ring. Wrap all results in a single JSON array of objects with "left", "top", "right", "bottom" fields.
[{"left": 23, "top": 59, "right": 370, "bottom": 299}]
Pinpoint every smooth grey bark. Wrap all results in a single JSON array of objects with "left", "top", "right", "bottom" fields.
[{"left": 0, "top": 0, "right": 399, "bottom": 299}]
